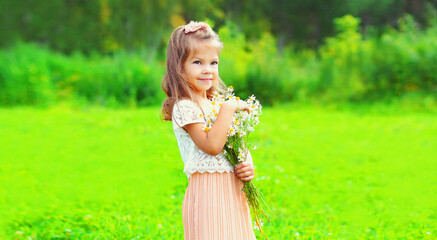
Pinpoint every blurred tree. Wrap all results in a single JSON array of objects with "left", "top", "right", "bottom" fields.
[{"left": 0, "top": 0, "right": 435, "bottom": 53}]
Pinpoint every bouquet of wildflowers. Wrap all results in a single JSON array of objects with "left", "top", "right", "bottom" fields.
[{"left": 203, "top": 86, "right": 275, "bottom": 239}]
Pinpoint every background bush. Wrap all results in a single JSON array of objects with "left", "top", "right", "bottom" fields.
[
  {"left": 0, "top": 43, "right": 165, "bottom": 107},
  {"left": 2, "top": 0, "right": 435, "bottom": 53},
  {"left": 0, "top": 15, "right": 435, "bottom": 107}
]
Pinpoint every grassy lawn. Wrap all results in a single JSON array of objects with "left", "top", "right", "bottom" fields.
[{"left": 0, "top": 104, "right": 435, "bottom": 239}]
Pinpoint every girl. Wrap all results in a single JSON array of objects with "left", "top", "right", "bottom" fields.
[{"left": 161, "top": 21, "right": 257, "bottom": 240}]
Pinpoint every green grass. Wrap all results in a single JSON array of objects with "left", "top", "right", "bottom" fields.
[{"left": 0, "top": 104, "right": 436, "bottom": 239}]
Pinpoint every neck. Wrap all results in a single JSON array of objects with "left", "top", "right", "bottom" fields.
[{"left": 192, "top": 93, "right": 208, "bottom": 102}]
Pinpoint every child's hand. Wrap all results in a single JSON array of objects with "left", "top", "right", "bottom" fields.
[
  {"left": 223, "top": 99, "right": 250, "bottom": 113},
  {"left": 235, "top": 162, "right": 255, "bottom": 182}
]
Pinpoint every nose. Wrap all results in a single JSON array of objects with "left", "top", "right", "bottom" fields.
[{"left": 202, "top": 65, "right": 212, "bottom": 74}]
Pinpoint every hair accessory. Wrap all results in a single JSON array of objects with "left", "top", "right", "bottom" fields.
[{"left": 184, "top": 21, "right": 209, "bottom": 34}]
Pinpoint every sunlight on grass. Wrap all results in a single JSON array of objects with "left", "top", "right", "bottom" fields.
[{"left": 0, "top": 105, "right": 435, "bottom": 239}]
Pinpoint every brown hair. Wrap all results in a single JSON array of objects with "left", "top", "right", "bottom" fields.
[{"left": 161, "top": 22, "right": 226, "bottom": 121}]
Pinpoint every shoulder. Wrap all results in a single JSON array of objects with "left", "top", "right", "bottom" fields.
[
  {"left": 172, "top": 99, "right": 204, "bottom": 119},
  {"left": 172, "top": 99, "right": 205, "bottom": 127},
  {"left": 174, "top": 99, "right": 197, "bottom": 107},
  {"left": 173, "top": 99, "right": 201, "bottom": 114}
]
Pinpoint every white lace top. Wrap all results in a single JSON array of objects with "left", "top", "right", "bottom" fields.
[{"left": 172, "top": 99, "right": 235, "bottom": 178}]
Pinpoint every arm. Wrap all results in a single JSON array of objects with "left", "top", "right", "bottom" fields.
[{"left": 183, "top": 100, "right": 249, "bottom": 155}]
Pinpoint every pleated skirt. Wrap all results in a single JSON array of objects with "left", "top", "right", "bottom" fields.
[{"left": 182, "top": 171, "right": 257, "bottom": 240}]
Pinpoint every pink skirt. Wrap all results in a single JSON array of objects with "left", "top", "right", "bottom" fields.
[{"left": 182, "top": 171, "right": 257, "bottom": 240}]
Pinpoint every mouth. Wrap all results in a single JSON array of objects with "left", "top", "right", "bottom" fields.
[{"left": 198, "top": 78, "right": 213, "bottom": 81}]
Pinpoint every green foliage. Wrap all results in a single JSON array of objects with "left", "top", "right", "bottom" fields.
[
  {"left": 0, "top": 43, "right": 165, "bottom": 107},
  {"left": 319, "top": 14, "right": 437, "bottom": 102},
  {"left": 370, "top": 14, "right": 437, "bottom": 98},
  {"left": 319, "top": 15, "right": 370, "bottom": 101},
  {"left": 221, "top": 14, "right": 436, "bottom": 105},
  {"left": 0, "top": 43, "right": 56, "bottom": 106},
  {"left": 1, "top": 0, "right": 435, "bottom": 53},
  {"left": 218, "top": 21, "right": 250, "bottom": 95},
  {"left": 67, "top": 50, "right": 165, "bottom": 107},
  {"left": 219, "top": 22, "right": 292, "bottom": 104},
  {"left": 0, "top": 105, "right": 436, "bottom": 239},
  {"left": 0, "top": 0, "right": 177, "bottom": 54},
  {"left": 0, "top": 15, "right": 435, "bottom": 107}
]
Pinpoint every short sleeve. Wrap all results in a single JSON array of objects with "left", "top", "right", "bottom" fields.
[{"left": 172, "top": 100, "right": 205, "bottom": 129}]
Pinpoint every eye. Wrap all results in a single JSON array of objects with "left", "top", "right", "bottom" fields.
[
  {"left": 193, "top": 60, "right": 201, "bottom": 65},
  {"left": 211, "top": 61, "right": 218, "bottom": 65}
]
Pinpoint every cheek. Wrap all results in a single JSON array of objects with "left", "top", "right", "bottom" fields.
[
  {"left": 184, "top": 67, "right": 195, "bottom": 78},
  {"left": 188, "top": 65, "right": 201, "bottom": 75}
]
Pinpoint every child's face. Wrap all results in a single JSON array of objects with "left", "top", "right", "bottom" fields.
[{"left": 183, "top": 40, "right": 220, "bottom": 99}]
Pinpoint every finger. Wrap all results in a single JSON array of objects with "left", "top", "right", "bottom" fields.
[
  {"left": 237, "top": 101, "right": 250, "bottom": 112},
  {"left": 237, "top": 172, "right": 250, "bottom": 178},
  {"left": 237, "top": 166, "right": 253, "bottom": 175},
  {"left": 237, "top": 169, "right": 254, "bottom": 177},
  {"left": 235, "top": 166, "right": 250, "bottom": 174},
  {"left": 235, "top": 162, "right": 248, "bottom": 170},
  {"left": 239, "top": 101, "right": 248, "bottom": 108},
  {"left": 241, "top": 175, "right": 254, "bottom": 181},
  {"left": 236, "top": 168, "right": 250, "bottom": 176}
]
